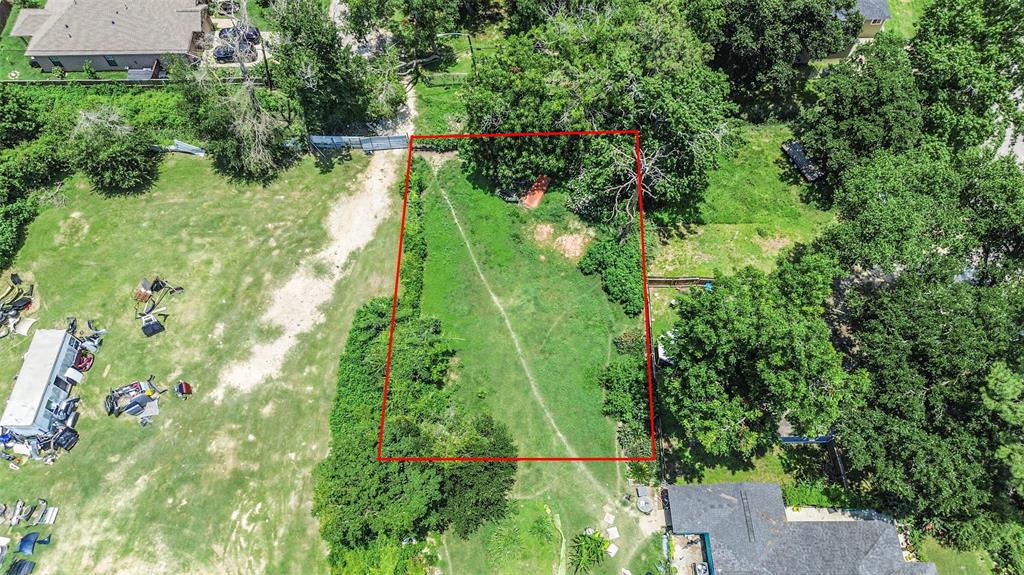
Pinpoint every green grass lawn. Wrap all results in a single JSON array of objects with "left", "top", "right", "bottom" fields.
[
  {"left": 413, "top": 29, "right": 499, "bottom": 136},
  {"left": 648, "top": 123, "right": 833, "bottom": 335},
  {"left": 921, "top": 538, "right": 995, "bottom": 575},
  {"left": 887, "top": 0, "right": 933, "bottom": 40},
  {"left": 0, "top": 153, "right": 401, "bottom": 574},
  {"left": 418, "top": 158, "right": 650, "bottom": 574}
]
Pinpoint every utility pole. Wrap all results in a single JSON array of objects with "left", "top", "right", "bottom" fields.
[{"left": 260, "top": 41, "right": 273, "bottom": 89}]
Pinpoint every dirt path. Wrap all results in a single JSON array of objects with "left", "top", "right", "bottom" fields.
[
  {"left": 437, "top": 188, "right": 615, "bottom": 503},
  {"left": 212, "top": 153, "right": 398, "bottom": 401},
  {"left": 213, "top": 88, "right": 417, "bottom": 402}
]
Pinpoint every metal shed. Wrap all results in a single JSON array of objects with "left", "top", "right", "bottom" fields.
[{"left": 0, "top": 330, "right": 79, "bottom": 436}]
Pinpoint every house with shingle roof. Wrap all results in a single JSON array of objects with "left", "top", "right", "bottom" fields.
[
  {"left": 9, "top": 0, "right": 211, "bottom": 73},
  {"left": 666, "top": 482, "right": 937, "bottom": 575}
]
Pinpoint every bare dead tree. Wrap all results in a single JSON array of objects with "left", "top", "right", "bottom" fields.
[
  {"left": 228, "top": 85, "right": 281, "bottom": 176},
  {"left": 600, "top": 142, "right": 669, "bottom": 225},
  {"left": 73, "top": 106, "right": 132, "bottom": 138}
]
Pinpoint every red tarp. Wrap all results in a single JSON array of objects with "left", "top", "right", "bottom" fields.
[{"left": 522, "top": 175, "right": 549, "bottom": 209}]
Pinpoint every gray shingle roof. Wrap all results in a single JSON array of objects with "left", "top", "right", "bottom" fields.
[
  {"left": 15, "top": 0, "right": 205, "bottom": 57},
  {"left": 666, "top": 483, "right": 937, "bottom": 575},
  {"left": 857, "top": 0, "right": 891, "bottom": 21}
]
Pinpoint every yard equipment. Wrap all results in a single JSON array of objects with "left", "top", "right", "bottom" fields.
[
  {"left": 133, "top": 277, "right": 184, "bottom": 338},
  {"left": 105, "top": 376, "right": 166, "bottom": 424},
  {"left": 174, "top": 381, "right": 194, "bottom": 400}
]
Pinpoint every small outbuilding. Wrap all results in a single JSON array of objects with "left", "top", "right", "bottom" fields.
[{"left": 0, "top": 330, "right": 80, "bottom": 437}]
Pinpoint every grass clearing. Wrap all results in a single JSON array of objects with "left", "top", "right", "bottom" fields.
[
  {"left": 648, "top": 123, "right": 833, "bottom": 335},
  {"left": 921, "top": 538, "right": 995, "bottom": 575},
  {"left": 413, "top": 30, "right": 499, "bottom": 137},
  {"left": 0, "top": 154, "right": 401, "bottom": 574},
  {"left": 887, "top": 0, "right": 933, "bottom": 40},
  {"left": 418, "top": 158, "right": 651, "bottom": 573}
]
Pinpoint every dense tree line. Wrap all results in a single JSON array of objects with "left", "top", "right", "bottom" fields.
[
  {"left": 683, "top": 0, "right": 861, "bottom": 111},
  {"left": 799, "top": 0, "right": 1024, "bottom": 191},
  {"left": 462, "top": 0, "right": 735, "bottom": 223},
  {"left": 663, "top": 0, "right": 1024, "bottom": 569},
  {"left": 313, "top": 160, "right": 518, "bottom": 572}
]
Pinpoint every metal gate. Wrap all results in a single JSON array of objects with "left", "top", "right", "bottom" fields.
[{"left": 309, "top": 135, "right": 410, "bottom": 153}]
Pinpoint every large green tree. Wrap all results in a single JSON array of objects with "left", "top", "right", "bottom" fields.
[
  {"left": 345, "top": 0, "right": 459, "bottom": 59},
  {"left": 823, "top": 146, "right": 965, "bottom": 272},
  {"left": 687, "top": 0, "right": 860, "bottom": 103},
  {"left": 825, "top": 145, "right": 1024, "bottom": 280},
  {"left": 797, "top": 32, "right": 925, "bottom": 186},
  {"left": 836, "top": 267, "right": 1023, "bottom": 535},
  {"left": 910, "top": 0, "right": 1024, "bottom": 149},
  {"left": 0, "top": 84, "right": 42, "bottom": 150},
  {"left": 661, "top": 250, "right": 867, "bottom": 460},
  {"left": 68, "top": 108, "right": 159, "bottom": 194},
  {"left": 463, "top": 0, "right": 735, "bottom": 222},
  {"left": 273, "top": 0, "right": 402, "bottom": 131}
]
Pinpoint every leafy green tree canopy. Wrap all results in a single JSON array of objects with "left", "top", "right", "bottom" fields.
[
  {"left": 687, "top": 0, "right": 860, "bottom": 100},
  {"left": 797, "top": 32, "right": 925, "bottom": 185},
  {"left": 68, "top": 108, "right": 158, "bottom": 194},
  {"left": 911, "top": 0, "right": 1024, "bottom": 149},
  {"left": 661, "top": 251, "right": 867, "bottom": 461},
  {"left": 463, "top": 0, "right": 735, "bottom": 222}
]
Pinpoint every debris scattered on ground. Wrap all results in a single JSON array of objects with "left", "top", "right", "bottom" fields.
[{"left": 133, "top": 276, "right": 185, "bottom": 338}]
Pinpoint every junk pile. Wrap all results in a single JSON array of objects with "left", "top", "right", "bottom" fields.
[
  {"left": 0, "top": 274, "right": 37, "bottom": 339},
  {"left": 0, "top": 321, "right": 105, "bottom": 466},
  {"left": 0, "top": 498, "right": 59, "bottom": 574},
  {"left": 133, "top": 276, "right": 185, "bottom": 338},
  {"left": 105, "top": 375, "right": 167, "bottom": 426}
]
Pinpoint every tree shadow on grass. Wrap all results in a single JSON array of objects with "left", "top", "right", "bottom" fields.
[
  {"left": 311, "top": 147, "right": 352, "bottom": 175},
  {"left": 92, "top": 157, "right": 161, "bottom": 197},
  {"left": 208, "top": 145, "right": 301, "bottom": 187},
  {"left": 658, "top": 410, "right": 762, "bottom": 485}
]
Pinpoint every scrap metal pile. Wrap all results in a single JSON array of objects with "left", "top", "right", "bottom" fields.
[
  {"left": 0, "top": 320, "right": 105, "bottom": 466},
  {"left": 104, "top": 375, "right": 167, "bottom": 426},
  {"left": 0, "top": 274, "right": 35, "bottom": 339},
  {"left": 0, "top": 498, "right": 60, "bottom": 574}
]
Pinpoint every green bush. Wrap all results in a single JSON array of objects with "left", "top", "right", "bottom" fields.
[
  {"left": 782, "top": 481, "right": 853, "bottom": 509},
  {"left": 70, "top": 116, "right": 159, "bottom": 194},
  {"left": 0, "top": 134, "right": 68, "bottom": 203},
  {"left": 579, "top": 229, "right": 645, "bottom": 316},
  {"left": 0, "top": 199, "right": 37, "bottom": 270},
  {"left": 398, "top": 158, "right": 433, "bottom": 309}
]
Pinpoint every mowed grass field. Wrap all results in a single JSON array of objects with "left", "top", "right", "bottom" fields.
[
  {"left": 0, "top": 154, "right": 401, "bottom": 574},
  {"left": 416, "top": 159, "right": 652, "bottom": 573}
]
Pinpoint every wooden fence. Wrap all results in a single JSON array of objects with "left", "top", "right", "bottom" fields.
[{"left": 646, "top": 276, "right": 715, "bottom": 289}]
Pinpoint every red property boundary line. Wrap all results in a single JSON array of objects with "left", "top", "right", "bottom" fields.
[{"left": 377, "top": 129, "right": 656, "bottom": 462}]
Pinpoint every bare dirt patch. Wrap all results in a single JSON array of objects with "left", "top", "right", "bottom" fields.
[
  {"left": 55, "top": 211, "right": 89, "bottom": 245},
  {"left": 534, "top": 223, "right": 554, "bottom": 243},
  {"left": 553, "top": 233, "right": 589, "bottom": 258},
  {"left": 753, "top": 232, "right": 792, "bottom": 255},
  {"left": 212, "top": 153, "right": 399, "bottom": 401}
]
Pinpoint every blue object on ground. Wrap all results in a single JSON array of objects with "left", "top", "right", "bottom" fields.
[{"left": 17, "top": 533, "right": 39, "bottom": 555}]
